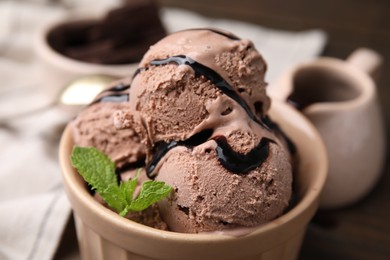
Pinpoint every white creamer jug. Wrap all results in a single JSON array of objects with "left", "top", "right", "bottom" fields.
[{"left": 269, "top": 48, "right": 386, "bottom": 209}]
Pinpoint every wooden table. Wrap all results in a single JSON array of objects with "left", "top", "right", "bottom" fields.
[{"left": 55, "top": 1, "right": 390, "bottom": 259}]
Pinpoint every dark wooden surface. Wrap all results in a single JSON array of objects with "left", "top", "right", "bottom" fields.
[{"left": 55, "top": 0, "right": 390, "bottom": 259}]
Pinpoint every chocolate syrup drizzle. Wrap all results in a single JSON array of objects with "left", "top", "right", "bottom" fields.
[
  {"left": 91, "top": 83, "right": 130, "bottom": 104},
  {"left": 144, "top": 55, "right": 278, "bottom": 178},
  {"left": 146, "top": 130, "right": 275, "bottom": 179},
  {"left": 182, "top": 28, "right": 241, "bottom": 40},
  {"left": 214, "top": 136, "right": 275, "bottom": 174},
  {"left": 90, "top": 29, "right": 294, "bottom": 179}
]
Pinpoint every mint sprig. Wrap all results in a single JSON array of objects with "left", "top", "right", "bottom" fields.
[{"left": 70, "top": 146, "right": 172, "bottom": 217}]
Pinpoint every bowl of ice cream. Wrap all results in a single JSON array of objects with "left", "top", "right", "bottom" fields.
[
  {"left": 59, "top": 29, "right": 327, "bottom": 259},
  {"left": 34, "top": 0, "right": 166, "bottom": 99}
]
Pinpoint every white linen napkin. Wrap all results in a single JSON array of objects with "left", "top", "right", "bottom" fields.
[{"left": 0, "top": 1, "right": 326, "bottom": 260}]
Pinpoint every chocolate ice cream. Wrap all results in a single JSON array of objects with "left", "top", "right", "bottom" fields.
[
  {"left": 71, "top": 78, "right": 146, "bottom": 168},
  {"left": 71, "top": 28, "right": 293, "bottom": 233}
]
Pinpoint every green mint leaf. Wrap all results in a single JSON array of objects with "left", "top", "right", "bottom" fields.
[
  {"left": 71, "top": 146, "right": 172, "bottom": 216},
  {"left": 117, "top": 169, "right": 140, "bottom": 216},
  {"left": 129, "top": 180, "right": 173, "bottom": 212},
  {"left": 70, "top": 146, "right": 126, "bottom": 213}
]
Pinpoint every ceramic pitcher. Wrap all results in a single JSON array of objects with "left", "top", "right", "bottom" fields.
[{"left": 269, "top": 48, "right": 386, "bottom": 209}]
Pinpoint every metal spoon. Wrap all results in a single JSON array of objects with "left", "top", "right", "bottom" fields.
[{"left": 0, "top": 74, "right": 119, "bottom": 124}]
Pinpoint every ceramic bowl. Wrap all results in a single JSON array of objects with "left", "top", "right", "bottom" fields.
[{"left": 59, "top": 99, "right": 327, "bottom": 260}]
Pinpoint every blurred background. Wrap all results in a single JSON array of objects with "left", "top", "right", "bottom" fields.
[{"left": 0, "top": 0, "right": 389, "bottom": 259}]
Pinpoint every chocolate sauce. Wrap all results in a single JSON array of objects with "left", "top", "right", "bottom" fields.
[
  {"left": 92, "top": 83, "right": 130, "bottom": 104},
  {"left": 207, "top": 29, "right": 241, "bottom": 40},
  {"left": 105, "top": 82, "right": 130, "bottom": 92},
  {"left": 214, "top": 136, "right": 275, "bottom": 174},
  {"left": 183, "top": 28, "right": 241, "bottom": 41},
  {"left": 90, "top": 30, "right": 293, "bottom": 179},
  {"left": 142, "top": 54, "right": 297, "bottom": 177},
  {"left": 132, "top": 67, "right": 144, "bottom": 79},
  {"left": 150, "top": 55, "right": 269, "bottom": 129},
  {"left": 146, "top": 135, "right": 274, "bottom": 178},
  {"left": 93, "top": 93, "right": 129, "bottom": 104},
  {"left": 146, "top": 140, "right": 178, "bottom": 178},
  {"left": 146, "top": 129, "right": 213, "bottom": 178},
  {"left": 115, "top": 157, "right": 146, "bottom": 176},
  {"left": 146, "top": 129, "right": 274, "bottom": 178}
]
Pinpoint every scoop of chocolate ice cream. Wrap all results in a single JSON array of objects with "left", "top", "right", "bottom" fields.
[
  {"left": 71, "top": 78, "right": 146, "bottom": 168},
  {"left": 116, "top": 29, "right": 270, "bottom": 146},
  {"left": 112, "top": 29, "right": 293, "bottom": 233},
  {"left": 156, "top": 142, "right": 292, "bottom": 233}
]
